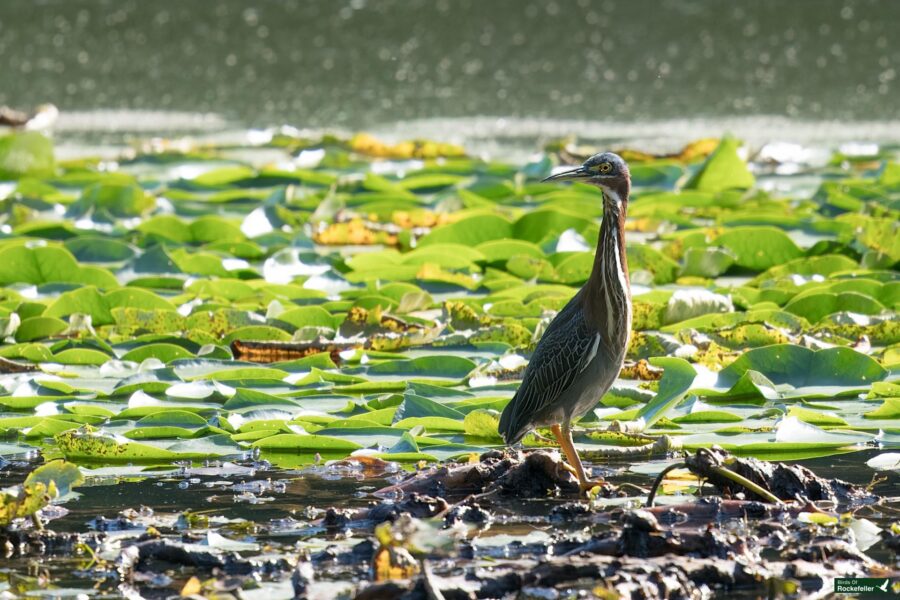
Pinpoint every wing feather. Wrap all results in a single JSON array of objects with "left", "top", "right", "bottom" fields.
[{"left": 499, "top": 292, "right": 601, "bottom": 443}]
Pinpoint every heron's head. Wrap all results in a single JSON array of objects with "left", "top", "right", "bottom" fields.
[{"left": 542, "top": 152, "right": 630, "bottom": 208}]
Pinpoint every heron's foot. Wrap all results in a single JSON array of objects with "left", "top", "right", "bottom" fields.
[
  {"left": 579, "top": 477, "right": 605, "bottom": 494},
  {"left": 560, "top": 462, "right": 604, "bottom": 494}
]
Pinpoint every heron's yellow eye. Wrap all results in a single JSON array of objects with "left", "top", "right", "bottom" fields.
[{"left": 598, "top": 162, "right": 612, "bottom": 173}]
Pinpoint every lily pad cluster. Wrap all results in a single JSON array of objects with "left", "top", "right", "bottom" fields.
[{"left": 0, "top": 129, "right": 897, "bottom": 467}]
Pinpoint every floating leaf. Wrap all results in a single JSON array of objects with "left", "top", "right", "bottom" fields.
[
  {"left": 681, "top": 247, "right": 735, "bottom": 278},
  {"left": 683, "top": 136, "right": 754, "bottom": 192},
  {"left": 787, "top": 406, "right": 849, "bottom": 427},
  {"left": 250, "top": 433, "right": 362, "bottom": 452},
  {"left": 368, "top": 356, "right": 476, "bottom": 379},
  {"left": 24, "top": 459, "right": 83, "bottom": 498},
  {"left": 785, "top": 291, "right": 886, "bottom": 323},
  {"left": 271, "top": 306, "right": 335, "bottom": 330},
  {"left": 417, "top": 214, "right": 513, "bottom": 247},
  {"left": 513, "top": 209, "right": 593, "bottom": 243},
  {"left": 0, "top": 131, "right": 55, "bottom": 179},
  {"left": 64, "top": 237, "right": 136, "bottom": 262},
  {"left": 52, "top": 348, "right": 110, "bottom": 365},
  {"left": 477, "top": 239, "right": 545, "bottom": 265},
  {"left": 69, "top": 180, "right": 155, "bottom": 218},
  {"left": 627, "top": 245, "right": 679, "bottom": 284},
  {"left": 864, "top": 398, "right": 900, "bottom": 420},
  {"left": 714, "top": 227, "right": 803, "bottom": 271},
  {"left": 718, "top": 345, "right": 887, "bottom": 388},
  {"left": 15, "top": 316, "right": 68, "bottom": 342},
  {"left": 0, "top": 246, "right": 118, "bottom": 287},
  {"left": 751, "top": 254, "right": 859, "bottom": 283},
  {"left": 122, "top": 343, "right": 195, "bottom": 363},
  {"left": 463, "top": 409, "right": 503, "bottom": 440},
  {"left": 663, "top": 289, "right": 733, "bottom": 325},
  {"left": 633, "top": 357, "right": 697, "bottom": 429}
]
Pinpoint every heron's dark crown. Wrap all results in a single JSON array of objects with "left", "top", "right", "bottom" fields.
[{"left": 582, "top": 152, "right": 629, "bottom": 179}]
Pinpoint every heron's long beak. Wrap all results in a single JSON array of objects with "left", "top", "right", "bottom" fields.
[{"left": 541, "top": 166, "right": 592, "bottom": 182}]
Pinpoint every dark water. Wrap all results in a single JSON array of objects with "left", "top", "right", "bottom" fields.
[
  {"left": 52, "top": 450, "right": 899, "bottom": 527},
  {"left": 1, "top": 0, "right": 898, "bottom": 132},
  {"left": 6, "top": 449, "right": 898, "bottom": 541},
  {"left": 2, "top": 449, "right": 898, "bottom": 596}
]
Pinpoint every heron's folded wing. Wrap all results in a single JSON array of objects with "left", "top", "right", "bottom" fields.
[{"left": 505, "top": 304, "right": 600, "bottom": 430}]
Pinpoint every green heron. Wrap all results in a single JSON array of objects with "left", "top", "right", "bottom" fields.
[{"left": 499, "top": 152, "right": 632, "bottom": 490}]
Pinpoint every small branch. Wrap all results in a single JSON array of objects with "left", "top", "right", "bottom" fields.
[
  {"left": 646, "top": 462, "right": 687, "bottom": 507},
  {"left": 616, "top": 482, "right": 650, "bottom": 496},
  {"left": 707, "top": 465, "right": 784, "bottom": 505}
]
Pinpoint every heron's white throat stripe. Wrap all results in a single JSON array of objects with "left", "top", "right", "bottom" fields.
[
  {"left": 603, "top": 188, "right": 623, "bottom": 207},
  {"left": 598, "top": 196, "right": 630, "bottom": 345}
]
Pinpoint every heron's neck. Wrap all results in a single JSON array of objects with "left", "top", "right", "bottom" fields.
[{"left": 583, "top": 189, "right": 631, "bottom": 336}]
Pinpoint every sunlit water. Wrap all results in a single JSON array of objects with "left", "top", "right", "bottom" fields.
[{"left": 3, "top": 0, "right": 899, "bottom": 146}]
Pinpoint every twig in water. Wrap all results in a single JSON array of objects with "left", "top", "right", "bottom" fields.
[
  {"left": 706, "top": 464, "right": 784, "bottom": 506},
  {"left": 646, "top": 462, "right": 687, "bottom": 507}
]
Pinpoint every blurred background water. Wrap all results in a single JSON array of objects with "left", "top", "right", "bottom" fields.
[{"left": 2, "top": 0, "right": 898, "bottom": 147}]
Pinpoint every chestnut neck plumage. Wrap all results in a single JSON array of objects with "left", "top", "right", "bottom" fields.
[{"left": 582, "top": 179, "right": 632, "bottom": 346}]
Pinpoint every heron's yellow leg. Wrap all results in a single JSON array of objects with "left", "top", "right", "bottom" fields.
[{"left": 551, "top": 424, "right": 597, "bottom": 491}]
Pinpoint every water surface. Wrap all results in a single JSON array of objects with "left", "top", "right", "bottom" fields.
[{"left": 2, "top": 0, "right": 898, "bottom": 137}]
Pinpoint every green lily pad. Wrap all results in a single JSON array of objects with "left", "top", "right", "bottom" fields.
[
  {"left": 0, "top": 245, "right": 118, "bottom": 288},
  {"left": 714, "top": 227, "right": 803, "bottom": 271},
  {"left": 785, "top": 291, "right": 886, "bottom": 322},
  {"left": 122, "top": 343, "right": 195, "bottom": 363},
  {"left": 633, "top": 357, "right": 697, "bottom": 429},
  {"left": 418, "top": 214, "right": 513, "bottom": 247},
  {"left": 250, "top": 433, "right": 362, "bottom": 452},
  {"left": 683, "top": 136, "right": 754, "bottom": 192},
  {"left": 69, "top": 180, "right": 155, "bottom": 218},
  {"left": 368, "top": 356, "right": 476, "bottom": 379},
  {"left": 15, "top": 316, "right": 68, "bottom": 342},
  {"left": 718, "top": 344, "right": 887, "bottom": 388},
  {"left": 864, "top": 398, "right": 900, "bottom": 420},
  {"left": 0, "top": 131, "right": 55, "bottom": 179}
]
